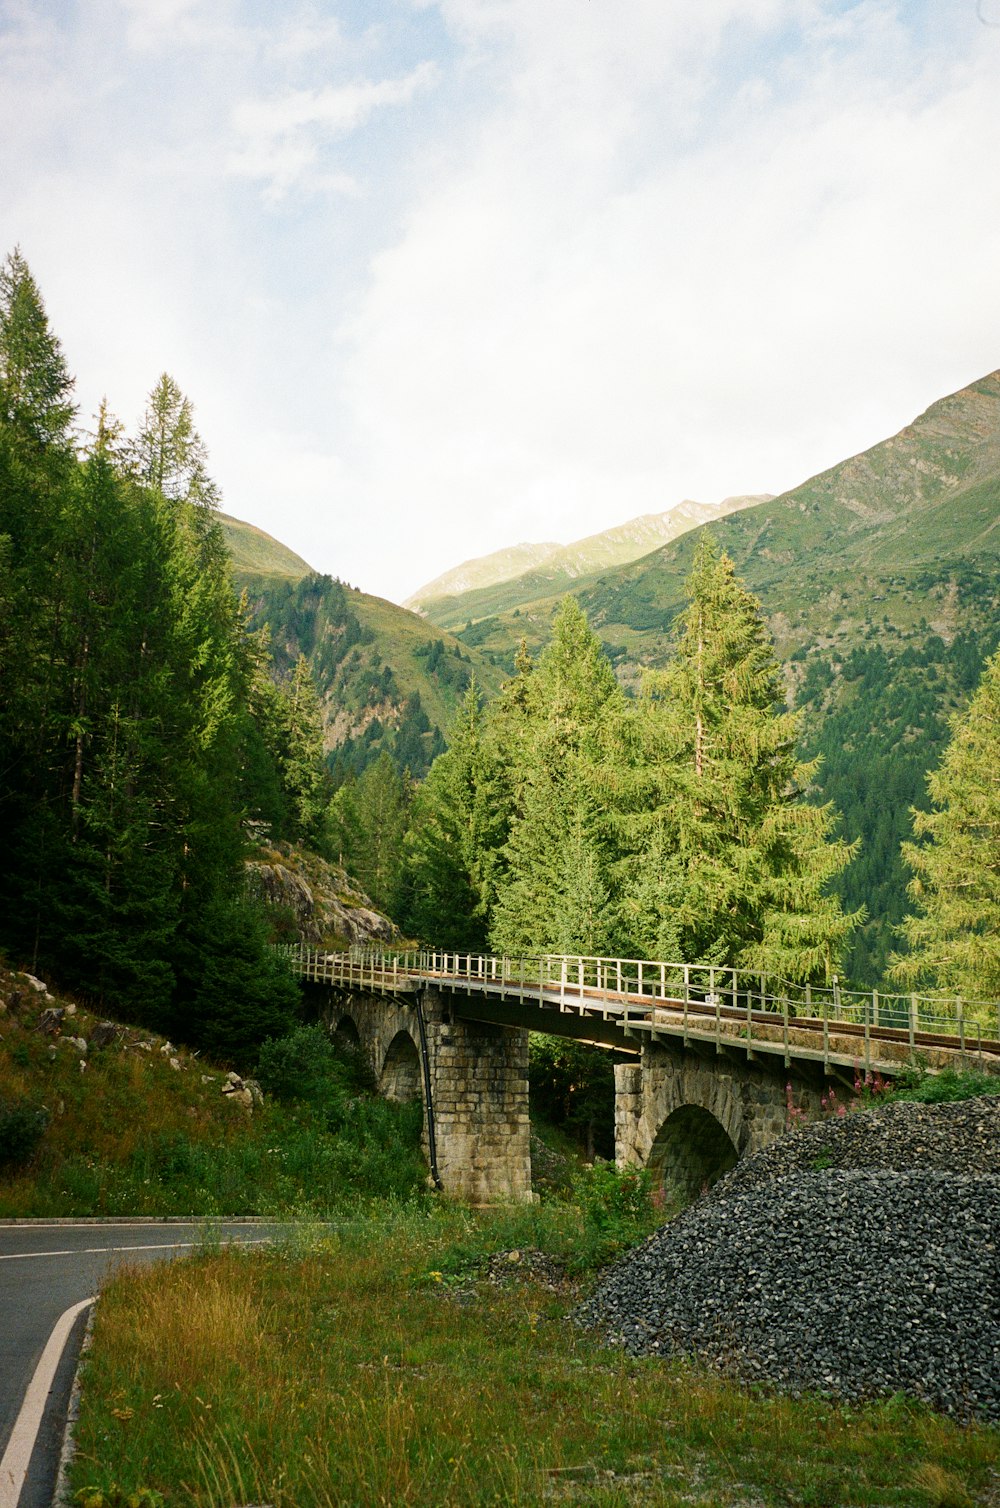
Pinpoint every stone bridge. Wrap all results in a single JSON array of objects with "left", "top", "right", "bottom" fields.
[{"left": 293, "top": 948, "right": 1000, "bottom": 1204}]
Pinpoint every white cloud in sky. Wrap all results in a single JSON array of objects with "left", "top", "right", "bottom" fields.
[
  {"left": 229, "top": 61, "right": 439, "bottom": 198},
  {"left": 1, "top": 0, "right": 998, "bottom": 601}
]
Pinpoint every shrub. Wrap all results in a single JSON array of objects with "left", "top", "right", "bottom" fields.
[
  {"left": 889, "top": 1066, "right": 1000, "bottom": 1104},
  {"left": 255, "top": 1023, "right": 345, "bottom": 1104},
  {"left": 571, "top": 1159, "right": 658, "bottom": 1263},
  {"left": 0, "top": 1096, "right": 49, "bottom": 1170}
]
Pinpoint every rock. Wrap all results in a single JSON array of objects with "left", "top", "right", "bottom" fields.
[
  {"left": 245, "top": 843, "right": 398, "bottom": 948},
  {"left": 244, "top": 1078, "right": 265, "bottom": 1107},
  {"left": 36, "top": 1006, "right": 64, "bottom": 1034},
  {"left": 66, "top": 1036, "right": 88, "bottom": 1054},
  {"left": 90, "top": 1021, "right": 124, "bottom": 1050},
  {"left": 169, "top": 1056, "right": 181, "bottom": 1071},
  {"left": 574, "top": 1097, "right": 1000, "bottom": 1424},
  {"left": 223, "top": 1086, "right": 254, "bottom": 1112}
]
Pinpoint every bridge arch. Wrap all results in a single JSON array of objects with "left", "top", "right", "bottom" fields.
[
  {"left": 648, "top": 1103, "right": 739, "bottom": 1201},
  {"left": 379, "top": 1030, "right": 422, "bottom": 1103},
  {"left": 333, "top": 1014, "right": 361, "bottom": 1050}
]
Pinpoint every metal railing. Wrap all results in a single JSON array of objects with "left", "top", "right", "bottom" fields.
[{"left": 280, "top": 944, "right": 1000, "bottom": 1065}]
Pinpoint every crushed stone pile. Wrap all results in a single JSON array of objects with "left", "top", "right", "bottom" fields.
[{"left": 574, "top": 1098, "right": 1000, "bottom": 1422}]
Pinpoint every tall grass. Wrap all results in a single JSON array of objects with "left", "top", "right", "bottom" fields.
[
  {"left": 69, "top": 1211, "right": 999, "bottom": 1508},
  {"left": 0, "top": 990, "right": 425, "bottom": 1216}
]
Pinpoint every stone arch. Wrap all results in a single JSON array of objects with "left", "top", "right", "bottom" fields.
[
  {"left": 333, "top": 1014, "right": 361, "bottom": 1050},
  {"left": 379, "top": 1030, "right": 422, "bottom": 1103},
  {"left": 648, "top": 1103, "right": 739, "bottom": 1202}
]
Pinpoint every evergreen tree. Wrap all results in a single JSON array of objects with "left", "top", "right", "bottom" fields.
[
  {"left": 327, "top": 750, "right": 409, "bottom": 913},
  {"left": 131, "top": 372, "right": 219, "bottom": 508},
  {"left": 891, "top": 648, "right": 1000, "bottom": 1019},
  {"left": 0, "top": 247, "right": 75, "bottom": 448},
  {"left": 615, "top": 538, "right": 859, "bottom": 980},
  {"left": 489, "top": 600, "right": 621, "bottom": 957},
  {"left": 400, "top": 679, "right": 490, "bottom": 949}
]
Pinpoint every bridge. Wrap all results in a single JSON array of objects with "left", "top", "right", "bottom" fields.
[{"left": 286, "top": 945, "right": 1000, "bottom": 1203}]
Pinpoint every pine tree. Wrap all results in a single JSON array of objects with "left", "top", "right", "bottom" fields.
[
  {"left": 401, "top": 678, "right": 491, "bottom": 949},
  {"left": 891, "top": 648, "right": 1000, "bottom": 1019},
  {"left": 131, "top": 373, "right": 219, "bottom": 507},
  {"left": 0, "top": 247, "right": 75, "bottom": 448},
  {"left": 489, "top": 600, "right": 621, "bottom": 957},
  {"left": 328, "top": 750, "right": 409, "bottom": 913},
  {"left": 616, "top": 537, "right": 859, "bottom": 980}
]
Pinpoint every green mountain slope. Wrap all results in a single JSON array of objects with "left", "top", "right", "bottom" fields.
[
  {"left": 410, "top": 495, "right": 769, "bottom": 628},
  {"left": 449, "top": 371, "right": 1000, "bottom": 985},
  {"left": 219, "top": 512, "right": 314, "bottom": 580},
  {"left": 241, "top": 573, "right": 504, "bottom": 782},
  {"left": 217, "top": 514, "right": 504, "bottom": 782}
]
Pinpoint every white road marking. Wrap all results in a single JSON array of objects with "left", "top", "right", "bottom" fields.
[
  {"left": 0, "top": 1296, "right": 94, "bottom": 1508},
  {"left": 0, "top": 1238, "right": 272, "bottom": 1261}
]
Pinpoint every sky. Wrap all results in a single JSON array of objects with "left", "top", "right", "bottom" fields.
[{"left": 2, "top": 0, "right": 999, "bottom": 604}]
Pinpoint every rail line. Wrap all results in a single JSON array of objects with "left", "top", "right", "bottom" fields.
[{"left": 284, "top": 945, "right": 1000, "bottom": 1079}]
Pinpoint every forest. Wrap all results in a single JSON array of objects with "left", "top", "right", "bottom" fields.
[{"left": 2, "top": 246, "right": 998, "bottom": 1074}]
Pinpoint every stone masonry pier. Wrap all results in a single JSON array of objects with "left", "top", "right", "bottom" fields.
[{"left": 309, "top": 982, "right": 532, "bottom": 1203}]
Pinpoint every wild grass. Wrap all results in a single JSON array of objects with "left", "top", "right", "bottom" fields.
[
  {"left": 69, "top": 1208, "right": 1000, "bottom": 1508},
  {"left": 0, "top": 974, "right": 424, "bottom": 1217}
]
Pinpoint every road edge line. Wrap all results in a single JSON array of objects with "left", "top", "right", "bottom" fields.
[
  {"left": 0, "top": 1295, "right": 95, "bottom": 1508},
  {"left": 52, "top": 1301, "right": 97, "bottom": 1508}
]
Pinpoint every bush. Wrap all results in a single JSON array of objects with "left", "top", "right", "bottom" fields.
[
  {"left": 255, "top": 1023, "right": 344, "bottom": 1104},
  {"left": 889, "top": 1066, "right": 1000, "bottom": 1104},
  {"left": 0, "top": 1096, "right": 49, "bottom": 1170},
  {"left": 571, "top": 1160, "right": 658, "bottom": 1264}
]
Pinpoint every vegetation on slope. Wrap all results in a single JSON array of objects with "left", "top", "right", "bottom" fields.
[
  {"left": 436, "top": 372, "right": 1000, "bottom": 984},
  {"left": 0, "top": 970, "right": 424, "bottom": 1218},
  {"left": 241, "top": 571, "right": 503, "bottom": 784},
  {"left": 69, "top": 1219, "right": 997, "bottom": 1507},
  {"left": 218, "top": 512, "right": 313, "bottom": 581}
]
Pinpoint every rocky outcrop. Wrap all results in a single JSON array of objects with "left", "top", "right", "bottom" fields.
[{"left": 246, "top": 842, "right": 397, "bottom": 949}]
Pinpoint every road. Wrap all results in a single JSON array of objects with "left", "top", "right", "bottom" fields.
[{"left": 0, "top": 1221, "right": 272, "bottom": 1508}]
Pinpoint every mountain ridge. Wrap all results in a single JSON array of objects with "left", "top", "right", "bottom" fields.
[{"left": 408, "top": 493, "right": 770, "bottom": 627}]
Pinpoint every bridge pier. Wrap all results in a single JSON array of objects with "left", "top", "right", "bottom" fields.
[
  {"left": 422, "top": 989, "right": 532, "bottom": 1204},
  {"left": 616, "top": 1041, "right": 824, "bottom": 1201},
  {"left": 315, "top": 983, "right": 532, "bottom": 1203}
]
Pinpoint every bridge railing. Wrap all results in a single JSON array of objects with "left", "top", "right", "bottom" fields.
[{"left": 281, "top": 943, "right": 1000, "bottom": 1050}]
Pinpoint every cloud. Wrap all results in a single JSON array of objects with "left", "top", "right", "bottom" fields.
[
  {"left": 2, "top": 0, "right": 998, "bottom": 606},
  {"left": 229, "top": 61, "right": 439, "bottom": 197}
]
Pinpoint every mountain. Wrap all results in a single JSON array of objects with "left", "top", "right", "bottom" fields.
[
  {"left": 446, "top": 370, "right": 1000, "bottom": 985},
  {"left": 406, "top": 541, "right": 563, "bottom": 605},
  {"left": 219, "top": 512, "right": 314, "bottom": 581},
  {"left": 408, "top": 495, "right": 770, "bottom": 628}
]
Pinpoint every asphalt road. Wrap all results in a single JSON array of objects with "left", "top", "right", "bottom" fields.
[{"left": 0, "top": 1222, "right": 273, "bottom": 1508}]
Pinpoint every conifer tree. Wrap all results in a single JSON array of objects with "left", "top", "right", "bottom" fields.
[
  {"left": 131, "top": 372, "right": 219, "bottom": 507},
  {"left": 489, "top": 600, "right": 621, "bottom": 957},
  {"left": 401, "top": 680, "right": 490, "bottom": 949},
  {"left": 0, "top": 247, "right": 75, "bottom": 448},
  {"left": 891, "top": 648, "right": 1000, "bottom": 1018},
  {"left": 616, "top": 537, "right": 859, "bottom": 980},
  {"left": 328, "top": 750, "right": 410, "bottom": 912}
]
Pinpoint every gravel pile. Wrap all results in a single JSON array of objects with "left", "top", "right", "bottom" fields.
[{"left": 574, "top": 1098, "right": 1000, "bottom": 1422}]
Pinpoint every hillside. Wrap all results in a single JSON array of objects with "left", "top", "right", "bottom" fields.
[
  {"left": 219, "top": 511, "right": 314, "bottom": 581},
  {"left": 408, "top": 495, "right": 770, "bottom": 627},
  {"left": 215, "top": 513, "right": 504, "bottom": 781},
  {"left": 448, "top": 370, "right": 1000, "bottom": 985},
  {"left": 241, "top": 573, "right": 504, "bottom": 781}
]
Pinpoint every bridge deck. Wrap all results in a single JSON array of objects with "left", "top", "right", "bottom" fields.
[{"left": 288, "top": 947, "right": 1000, "bottom": 1081}]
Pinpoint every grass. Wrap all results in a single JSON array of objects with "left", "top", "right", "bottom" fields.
[
  {"left": 68, "top": 1206, "right": 1000, "bottom": 1508},
  {"left": 0, "top": 969, "right": 425, "bottom": 1217}
]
